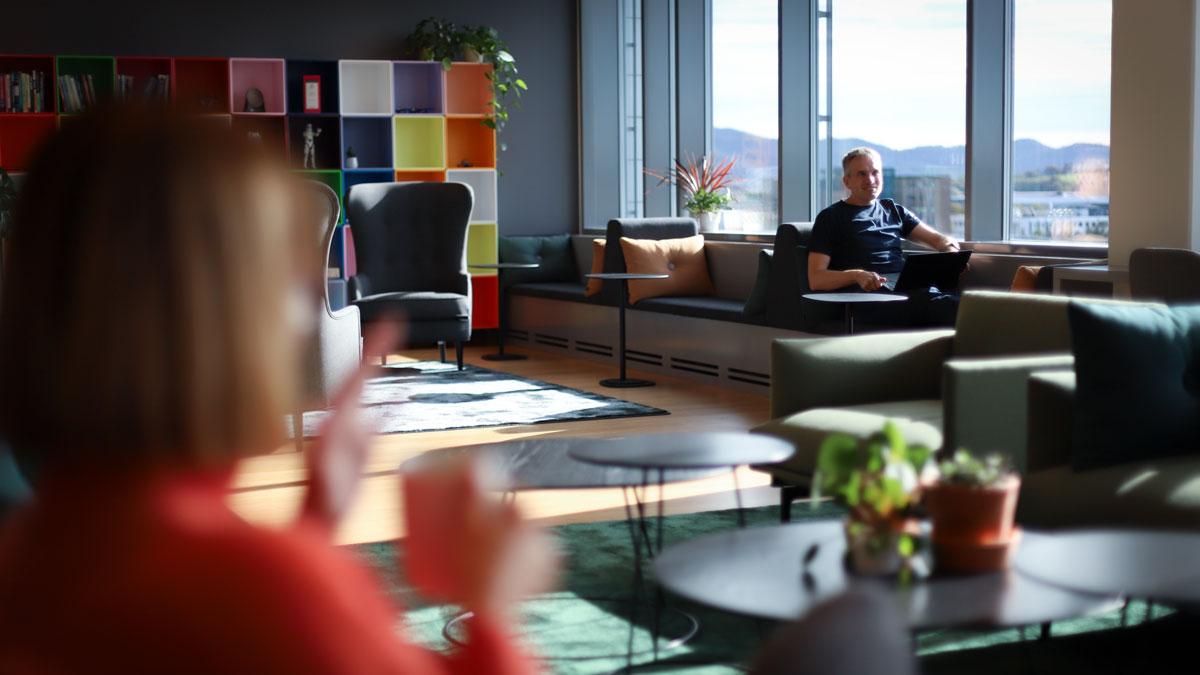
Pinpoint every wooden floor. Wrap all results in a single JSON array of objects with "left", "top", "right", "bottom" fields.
[{"left": 230, "top": 344, "right": 778, "bottom": 545}]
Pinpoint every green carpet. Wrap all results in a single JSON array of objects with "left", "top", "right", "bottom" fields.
[{"left": 350, "top": 504, "right": 1192, "bottom": 674}]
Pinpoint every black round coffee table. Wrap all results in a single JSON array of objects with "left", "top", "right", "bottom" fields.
[
  {"left": 585, "top": 272, "right": 669, "bottom": 388},
  {"left": 803, "top": 291, "right": 908, "bottom": 334},
  {"left": 652, "top": 520, "right": 1120, "bottom": 630},
  {"left": 472, "top": 262, "right": 541, "bottom": 362},
  {"left": 399, "top": 438, "right": 726, "bottom": 663},
  {"left": 1018, "top": 529, "right": 1200, "bottom": 604}
]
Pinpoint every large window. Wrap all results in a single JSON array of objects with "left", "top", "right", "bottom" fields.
[
  {"left": 819, "top": 0, "right": 968, "bottom": 239},
  {"left": 1011, "top": 0, "right": 1111, "bottom": 242},
  {"left": 712, "top": 0, "right": 778, "bottom": 233}
]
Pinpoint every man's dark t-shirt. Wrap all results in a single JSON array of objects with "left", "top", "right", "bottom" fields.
[{"left": 809, "top": 199, "right": 921, "bottom": 274}]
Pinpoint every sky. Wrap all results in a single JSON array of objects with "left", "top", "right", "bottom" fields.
[{"left": 712, "top": 0, "right": 1112, "bottom": 149}]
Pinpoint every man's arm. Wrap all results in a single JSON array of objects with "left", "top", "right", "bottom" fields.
[
  {"left": 908, "top": 223, "right": 960, "bottom": 251},
  {"left": 808, "top": 252, "right": 886, "bottom": 292}
]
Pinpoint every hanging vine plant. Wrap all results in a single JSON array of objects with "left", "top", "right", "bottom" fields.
[{"left": 404, "top": 18, "right": 527, "bottom": 152}]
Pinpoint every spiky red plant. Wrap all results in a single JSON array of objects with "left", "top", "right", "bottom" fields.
[{"left": 644, "top": 153, "right": 740, "bottom": 197}]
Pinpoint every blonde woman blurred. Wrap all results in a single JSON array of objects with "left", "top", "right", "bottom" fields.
[{"left": 0, "top": 107, "right": 553, "bottom": 673}]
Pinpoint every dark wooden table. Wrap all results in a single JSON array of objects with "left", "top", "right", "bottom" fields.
[
  {"left": 653, "top": 520, "right": 1120, "bottom": 630},
  {"left": 471, "top": 262, "right": 540, "bottom": 362},
  {"left": 585, "top": 272, "right": 669, "bottom": 388}
]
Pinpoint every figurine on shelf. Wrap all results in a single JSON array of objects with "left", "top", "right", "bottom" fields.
[
  {"left": 302, "top": 123, "right": 322, "bottom": 169},
  {"left": 458, "top": 159, "right": 472, "bottom": 167},
  {"left": 244, "top": 88, "right": 265, "bottom": 113}
]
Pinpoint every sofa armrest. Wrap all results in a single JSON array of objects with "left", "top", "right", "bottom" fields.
[
  {"left": 770, "top": 329, "right": 954, "bottom": 419},
  {"left": 942, "top": 354, "right": 1074, "bottom": 472},
  {"left": 1026, "top": 370, "right": 1076, "bottom": 473}
]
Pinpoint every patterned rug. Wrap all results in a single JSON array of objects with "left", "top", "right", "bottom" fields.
[{"left": 297, "top": 361, "right": 668, "bottom": 437}]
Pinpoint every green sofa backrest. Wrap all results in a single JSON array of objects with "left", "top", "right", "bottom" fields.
[{"left": 953, "top": 290, "right": 1163, "bottom": 357}]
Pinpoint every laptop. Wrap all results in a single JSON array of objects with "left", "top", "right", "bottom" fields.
[{"left": 882, "top": 250, "right": 972, "bottom": 293}]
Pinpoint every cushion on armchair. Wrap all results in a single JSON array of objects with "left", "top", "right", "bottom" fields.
[
  {"left": 1068, "top": 302, "right": 1200, "bottom": 471},
  {"left": 620, "top": 235, "right": 715, "bottom": 304},
  {"left": 497, "top": 234, "right": 577, "bottom": 288}
]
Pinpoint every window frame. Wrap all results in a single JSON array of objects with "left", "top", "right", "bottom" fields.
[{"left": 577, "top": 0, "right": 1110, "bottom": 257}]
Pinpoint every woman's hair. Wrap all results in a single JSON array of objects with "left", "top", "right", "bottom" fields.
[{"left": 0, "top": 106, "right": 310, "bottom": 471}]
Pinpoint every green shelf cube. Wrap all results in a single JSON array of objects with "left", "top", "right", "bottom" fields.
[
  {"left": 393, "top": 116, "right": 445, "bottom": 170},
  {"left": 297, "top": 169, "right": 345, "bottom": 224}
]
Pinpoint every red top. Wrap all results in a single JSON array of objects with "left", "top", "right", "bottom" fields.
[{"left": 0, "top": 466, "right": 537, "bottom": 674}]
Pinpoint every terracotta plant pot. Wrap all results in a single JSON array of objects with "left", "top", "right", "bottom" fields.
[{"left": 924, "top": 474, "right": 1021, "bottom": 546}]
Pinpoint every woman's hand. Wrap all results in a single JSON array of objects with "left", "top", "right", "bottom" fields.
[
  {"left": 403, "top": 456, "right": 559, "bottom": 620},
  {"left": 300, "top": 322, "right": 401, "bottom": 536}
]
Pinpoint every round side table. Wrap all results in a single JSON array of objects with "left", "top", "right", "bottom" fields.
[
  {"left": 472, "top": 262, "right": 540, "bottom": 361},
  {"left": 803, "top": 291, "right": 908, "bottom": 334},
  {"left": 585, "top": 272, "right": 669, "bottom": 388}
]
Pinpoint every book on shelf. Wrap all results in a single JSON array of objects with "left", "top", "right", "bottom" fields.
[
  {"left": 2, "top": 70, "right": 49, "bottom": 113},
  {"left": 57, "top": 73, "right": 101, "bottom": 114},
  {"left": 118, "top": 73, "right": 170, "bottom": 103}
]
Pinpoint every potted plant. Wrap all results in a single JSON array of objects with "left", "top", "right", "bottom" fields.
[
  {"left": 923, "top": 450, "right": 1021, "bottom": 573},
  {"left": 405, "top": 17, "right": 460, "bottom": 70},
  {"left": 345, "top": 146, "right": 358, "bottom": 170},
  {"left": 458, "top": 24, "right": 527, "bottom": 150},
  {"left": 814, "top": 421, "right": 933, "bottom": 576},
  {"left": 644, "top": 154, "right": 740, "bottom": 233}
]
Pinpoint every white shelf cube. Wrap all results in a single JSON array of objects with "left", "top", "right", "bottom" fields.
[
  {"left": 447, "top": 168, "right": 498, "bottom": 223},
  {"left": 338, "top": 60, "right": 394, "bottom": 115}
]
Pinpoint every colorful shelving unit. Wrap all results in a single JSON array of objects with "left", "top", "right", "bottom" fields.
[{"left": 0, "top": 53, "right": 501, "bottom": 329}]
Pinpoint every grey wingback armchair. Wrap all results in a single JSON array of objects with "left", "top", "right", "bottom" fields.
[
  {"left": 294, "top": 181, "right": 362, "bottom": 450},
  {"left": 345, "top": 182, "right": 474, "bottom": 369}
]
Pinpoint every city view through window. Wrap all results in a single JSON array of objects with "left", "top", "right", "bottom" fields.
[
  {"left": 712, "top": 0, "right": 778, "bottom": 233},
  {"left": 713, "top": 0, "right": 1111, "bottom": 242}
]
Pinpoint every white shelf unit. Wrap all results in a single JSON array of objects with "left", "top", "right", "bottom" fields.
[
  {"left": 446, "top": 168, "right": 498, "bottom": 223},
  {"left": 338, "top": 60, "right": 394, "bottom": 116}
]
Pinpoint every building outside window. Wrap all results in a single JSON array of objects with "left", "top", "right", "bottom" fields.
[
  {"left": 712, "top": 0, "right": 778, "bottom": 233},
  {"left": 619, "top": 0, "right": 645, "bottom": 219},
  {"left": 1012, "top": 0, "right": 1111, "bottom": 242},
  {"left": 819, "top": 0, "right": 967, "bottom": 239}
]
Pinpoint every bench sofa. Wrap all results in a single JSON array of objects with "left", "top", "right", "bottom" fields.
[{"left": 500, "top": 218, "right": 1101, "bottom": 393}]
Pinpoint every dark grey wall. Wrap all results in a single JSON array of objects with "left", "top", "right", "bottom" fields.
[{"left": 2, "top": 0, "right": 578, "bottom": 236}]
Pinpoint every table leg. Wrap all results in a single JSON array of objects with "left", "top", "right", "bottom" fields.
[
  {"left": 844, "top": 304, "right": 854, "bottom": 335},
  {"left": 483, "top": 271, "right": 527, "bottom": 361},
  {"left": 602, "top": 279, "right": 654, "bottom": 388}
]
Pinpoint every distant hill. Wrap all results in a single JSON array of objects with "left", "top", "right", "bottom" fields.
[{"left": 713, "top": 128, "right": 1109, "bottom": 177}]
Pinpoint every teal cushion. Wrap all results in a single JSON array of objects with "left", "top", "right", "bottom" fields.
[
  {"left": 1068, "top": 302, "right": 1200, "bottom": 470},
  {"left": 741, "top": 249, "right": 773, "bottom": 317},
  {"left": 497, "top": 235, "right": 576, "bottom": 288}
]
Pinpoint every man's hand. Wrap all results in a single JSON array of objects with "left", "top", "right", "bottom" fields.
[{"left": 852, "top": 270, "right": 887, "bottom": 292}]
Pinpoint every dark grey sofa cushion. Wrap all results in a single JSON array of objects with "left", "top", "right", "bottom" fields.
[
  {"left": 508, "top": 281, "right": 590, "bottom": 303},
  {"left": 634, "top": 296, "right": 750, "bottom": 323}
]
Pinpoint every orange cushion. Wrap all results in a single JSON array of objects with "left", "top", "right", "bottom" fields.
[
  {"left": 619, "top": 235, "right": 715, "bottom": 305},
  {"left": 1010, "top": 265, "right": 1043, "bottom": 293},
  {"left": 584, "top": 239, "right": 606, "bottom": 297}
]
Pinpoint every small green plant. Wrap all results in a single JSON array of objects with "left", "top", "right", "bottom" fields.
[
  {"left": 938, "top": 449, "right": 1013, "bottom": 487},
  {"left": 814, "top": 421, "right": 932, "bottom": 574},
  {"left": 0, "top": 168, "right": 17, "bottom": 239},
  {"left": 683, "top": 189, "right": 732, "bottom": 214},
  {"left": 405, "top": 17, "right": 460, "bottom": 70},
  {"left": 345, "top": 146, "right": 357, "bottom": 158},
  {"left": 459, "top": 25, "right": 527, "bottom": 149}
]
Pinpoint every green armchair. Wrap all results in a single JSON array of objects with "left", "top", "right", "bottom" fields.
[{"left": 753, "top": 290, "right": 1104, "bottom": 518}]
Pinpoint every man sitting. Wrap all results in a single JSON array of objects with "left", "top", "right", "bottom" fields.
[{"left": 807, "top": 146, "right": 963, "bottom": 327}]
